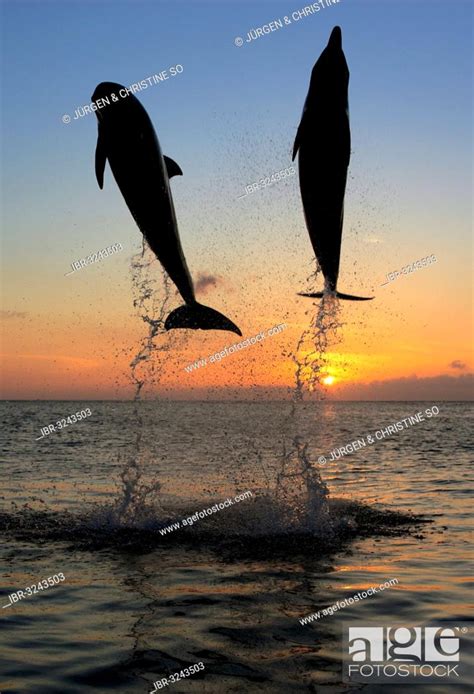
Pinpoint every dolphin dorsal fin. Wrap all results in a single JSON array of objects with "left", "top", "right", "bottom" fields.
[{"left": 164, "top": 156, "right": 183, "bottom": 178}]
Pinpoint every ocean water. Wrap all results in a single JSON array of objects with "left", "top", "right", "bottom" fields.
[{"left": 0, "top": 400, "right": 472, "bottom": 693}]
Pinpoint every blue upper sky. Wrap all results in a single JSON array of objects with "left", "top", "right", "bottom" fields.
[
  {"left": 2, "top": 0, "right": 471, "bottom": 203},
  {"left": 1, "top": 0, "right": 472, "bottom": 307}
]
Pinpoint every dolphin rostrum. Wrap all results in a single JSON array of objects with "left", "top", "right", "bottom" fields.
[
  {"left": 91, "top": 82, "right": 242, "bottom": 335},
  {"left": 292, "top": 27, "right": 373, "bottom": 301}
]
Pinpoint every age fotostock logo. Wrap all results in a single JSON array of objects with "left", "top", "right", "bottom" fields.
[{"left": 343, "top": 624, "right": 470, "bottom": 684}]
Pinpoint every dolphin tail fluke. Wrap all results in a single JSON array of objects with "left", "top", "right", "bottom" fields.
[
  {"left": 165, "top": 302, "right": 242, "bottom": 336},
  {"left": 298, "top": 291, "right": 374, "bottom": 301}
]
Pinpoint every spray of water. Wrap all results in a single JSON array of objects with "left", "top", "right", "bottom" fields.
[
  {"left": 114, "top": 240, "right": 175, "bottom": 525},
  {"left": 293, "top": 293, "right": 342, "bottom": 401},
  {"left": 276, "top": 264, "right": 343, "bottom": 536}
]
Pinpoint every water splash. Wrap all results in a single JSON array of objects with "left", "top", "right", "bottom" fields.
[
  {"left": 114, "top": 241, "right": 175, "bottom": 525},
  {"left": 276, "top": 264, "right": 343, "bottom": 537},
  {"left": 275, "top": 435, "right": 331, "bottom": 535},
  {"left": 292, "top": 267, "right": 342, "bottom": 401},
  {"left": 129, "top": 240, "right": 174, "bottom": 401}
]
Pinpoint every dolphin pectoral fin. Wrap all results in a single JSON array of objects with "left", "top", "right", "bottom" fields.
[
  {"left": 165, "top": 302, "right": 242, "bottom": 336},
  {"left": 164, "top": 156, "right": 183, "bottom": 178},
  {"left": 293, "top": 108, "right": 308, "bottom": 160},
  {"left": 95, "top": 135, "right": 107, "bottom": 189},
  {"left": 334, "top": 291, "right": 374, "bottom": 301},
  {"left": 298, "top": 291, "right": 374, "bottom": 301},
  {"left": 298, "top": 291, "right": 325, "bottom": 298}
]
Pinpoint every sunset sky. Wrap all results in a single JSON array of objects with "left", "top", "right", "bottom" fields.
[{"left": 1, "top": 0, "right": 472, "bottom": 400}]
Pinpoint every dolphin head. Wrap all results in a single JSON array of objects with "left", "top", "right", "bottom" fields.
[
  {"left": 307, "top": 25, "right": 348, "bottom": 103},
  {"left": 92, "top": 81, "right": 124, "bottom": 100},
  {"left": 328, "top": 25, "right": 343, "bottom": 50},
  {"left": 91, "top": 82, "right": 134, "bottom": 122}
]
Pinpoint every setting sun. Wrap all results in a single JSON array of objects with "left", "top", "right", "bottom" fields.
[{"left": 323, "top": 375, "right": 335, "bottom": 386}]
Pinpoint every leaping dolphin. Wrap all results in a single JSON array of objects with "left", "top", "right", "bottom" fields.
[
  {"left": 292, "top": 27, "right": 373, "bottom": 301},
  {"left": 91, "top": 82, "right": 242, "bottom": 335}
]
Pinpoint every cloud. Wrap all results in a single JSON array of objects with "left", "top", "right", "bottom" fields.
[
  {"left": 449, "top": 360, "right": 467, "bottom": 370},
  {"left": 0, "top": 310, "right": 28, "bottom": 319},
  {"left": 332, "top": 373, "right": 474, "bottom": 401},
  {"left": 194, "top": 272, "right": 222, "bottom": 294}
]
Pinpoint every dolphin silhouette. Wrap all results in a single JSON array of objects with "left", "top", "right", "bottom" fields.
[
  {"left": 292, "top": 27, "right": 373, "bottom": 301},
  {"left": 91, "top": 82, "right": 242, "bottom": 335}
]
